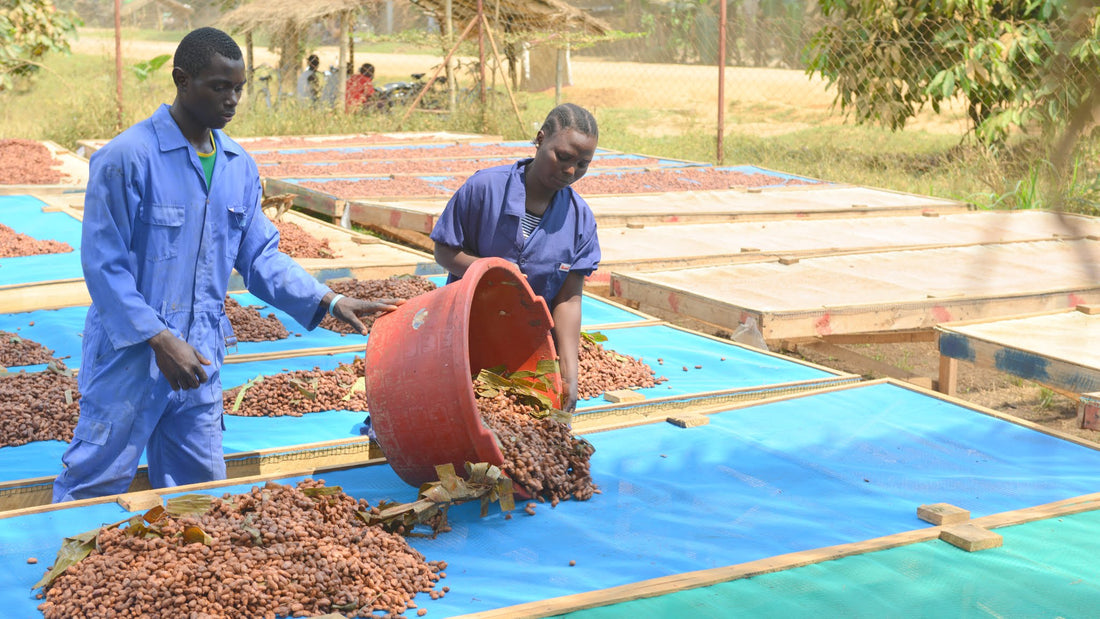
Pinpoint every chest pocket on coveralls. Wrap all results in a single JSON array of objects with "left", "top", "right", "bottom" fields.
[
  {"left": 139, "top": 203, "right": 186, "bottom": 261},
  {"left": 225, "top": 202, "right": 249, "bottom": 258}
]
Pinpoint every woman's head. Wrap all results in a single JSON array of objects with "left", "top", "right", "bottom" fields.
[
  {"left": 537, "top": 103, "right": 598, "bottom": 142},
  {"left": 528, "top": 104, "right": 599, "bottom": 194}
]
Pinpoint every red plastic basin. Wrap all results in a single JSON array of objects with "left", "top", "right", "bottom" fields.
[{"left": 364, "top": 257, "right": 562, "bottom": 487}]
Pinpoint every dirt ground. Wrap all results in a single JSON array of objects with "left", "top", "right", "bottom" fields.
[{"left": 70, "top": 30, "right": 1089, "bottom": 447}]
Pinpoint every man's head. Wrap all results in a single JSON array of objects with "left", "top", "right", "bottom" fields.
[
  {"left": 173, "top": 27, "right": 242, "bottom": 80},
  {"left": 308, "top": 54, "right": 320, "bottom": 70},
  {"left": 360, "top": 63, "right": 375, "bottom": 79},
  {"left": 171, "top": 27, "right": 246, "bottom": 132}
]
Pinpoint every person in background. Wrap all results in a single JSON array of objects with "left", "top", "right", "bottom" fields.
[
  {"left": 296, "top": 53, "right": 322, "bottom": 105},
  {"left": 346, "top": 62, "right": 376, "bottom": 112},
  {"left": 431, "top": 103, "right": 600, "bottom": 413},
  {"left": 52, "top": 27, "right": 401, "bottom": 502}
]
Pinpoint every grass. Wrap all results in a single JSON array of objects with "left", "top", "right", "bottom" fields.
[{"left": 2, "top": 40, "right": 1098, "bottom": 215}]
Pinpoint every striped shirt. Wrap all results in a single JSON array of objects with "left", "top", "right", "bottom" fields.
[{"left": 521, "top": 210, "right": 542, "bottom": 239}]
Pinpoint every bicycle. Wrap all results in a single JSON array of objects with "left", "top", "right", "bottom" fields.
[{"left": 249, "top": 65, "right": 298, "bottom": 110}]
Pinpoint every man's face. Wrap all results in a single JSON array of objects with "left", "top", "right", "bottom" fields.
[{"left": 176, "top": 52, "right": 246, "bottom": 130}]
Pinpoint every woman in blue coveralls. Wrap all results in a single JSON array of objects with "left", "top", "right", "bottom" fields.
[
  {"left": 52, "top": 28, "right": 401, "bottom": 502},
  {"left": 431, "top": 103, "right": 600, "bottom": 413}
]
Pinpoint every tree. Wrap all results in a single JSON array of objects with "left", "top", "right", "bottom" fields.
[
  {"left": 804, "top": 0, "right": 1100, "bottom": 145},
  {"left": 1, "top": 0, "right": 82, "bottom": 92}
]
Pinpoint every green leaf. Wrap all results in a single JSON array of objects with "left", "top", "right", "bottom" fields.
[
  {"left": 942, "top": 69, "right": 956, "bottom": 98},
  {"left": 581, "top": 331, "right": 608, "bottom": 344},
  {"left": 231, "top": 375, "right": 264, "bottom": 412},
  {"left": 32, "top": 528, "right": 99, "bottom": 590},
  {"left": 32, "top": 515, "right": 130, "bottom": 591}
]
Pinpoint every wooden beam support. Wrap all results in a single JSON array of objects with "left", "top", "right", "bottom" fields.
[
  {"left": 938, "top": 355, "right": 958, "bottom": 397},
  {"left": 1078, "top": 392, "right": 1100, "bottom": 430}
]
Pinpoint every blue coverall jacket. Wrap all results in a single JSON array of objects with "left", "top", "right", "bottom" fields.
[
  {"left": 53, "top": 104, "right": 331, "bottom": 501},
  {"left": 430, "top": 159, "right": 601, "bottom": 304}
]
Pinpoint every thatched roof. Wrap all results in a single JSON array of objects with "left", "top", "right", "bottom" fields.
[
  {"left": 218, "top": 0, "right": 372, "bottom": 35},
  {"left": 218, "top": 0, "right": 608, "bottom": 37},
  {"left": 410, "top": 0, "right": 610, "bottom": 35}
]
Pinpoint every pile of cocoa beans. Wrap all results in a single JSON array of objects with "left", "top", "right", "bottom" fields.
[
  {"left": 477, "top": 392, "right": 597, "bottom": 506},
  {"left": 576, "top": 338, "right": 667, "bottom": 400},
  {"left": 272, "top": 219, "right": 338, "bottom": 259},
  {"left": 224, "top": 358, "right": 366, "bottom": 417},
  {"left": 0, "top": 138, "right": 64, "bottom": 184},
  {"left": 319, "top": 276, "right": 436, "bottom": 335},
  {"left": 38, "top": 480, "right": 447, "bottom": 618},
  {"left": 0, "top": 330, "right": 60, "bottom": 367},
  {"left": 0, "top": 370, "right": 79, "bottom": 447},
  {"left": 0, "top": 223, "right": 72, "bottom": 258},
  {"left": 225, "top": 297, "right": 290, "bottom": 342}
]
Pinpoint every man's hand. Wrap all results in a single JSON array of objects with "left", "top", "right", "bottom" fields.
[
  {"left": 148, "top": 329, "right": 211, "bottom": 390},
  {"left": 331, "top": 296, "right": 405, "bottom": 335}
]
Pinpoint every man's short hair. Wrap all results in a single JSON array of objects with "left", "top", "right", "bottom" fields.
[{"left": 174, "top": 27, "right": 242, "bottom": 76}]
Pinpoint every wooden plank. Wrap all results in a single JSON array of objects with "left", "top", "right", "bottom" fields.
[
  {"left": 666, "top": 414, "right": 709, "bottom": 428},
  {"left": 938, "top": 355, "right": 958, "bottom": 397},
  {"left": 917, "top": 502, "right": 970, "bottom": 525},
  {"left": 0, "top": 438, "right": 383, "bottom": 513},
  {"left": 360, "top": 222, "right": 435, "bottom": 253},
  {"left": 937, "top": 327, "right": 1100, "bottom": 396},
  {"left": 262, "top": 178, "right": 341, "bottom": 219},
  {"left": 346, "top": 199, "right": 437, "bottom": 235},
  {"left": 610, "top": 239, "right": 1100, "bottom": 341},
  {"left": 117, "top": 492, "right": 162, "bottom": 512},
  {"left": 603, "top": 389, "right": 645, "bottom": 403},
  {"left": 1078, "top": 392, "right": 1100, "bottom": 430},
  {"left": 939, "top": 523, "right": 1003, "bottom": 552},
  {"left": 0, "top": 280, "right": 90, "bottom": 312}
]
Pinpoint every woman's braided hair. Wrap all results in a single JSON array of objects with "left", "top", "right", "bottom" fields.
[{"left": 537, "top": 103, "right": 598, "bottom": 141}]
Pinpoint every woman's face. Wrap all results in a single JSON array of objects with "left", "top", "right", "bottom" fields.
[{"left": 529, "top": 128, "right": 598, "bottom": 193}]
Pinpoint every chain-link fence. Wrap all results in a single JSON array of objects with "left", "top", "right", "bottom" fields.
[{"left": 67, "top": 0, "right": 1099, "bottom": 162}]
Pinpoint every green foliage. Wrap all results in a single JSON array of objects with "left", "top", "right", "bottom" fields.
[
  {"left": 0, "top": 0, "right": 82, "bottom": 91},
  {"left": 805, "top": 0, "right": 1100, "bottom": 145},
  {"left": 131, "top": 53, "right": 171, "bottom": 82}
]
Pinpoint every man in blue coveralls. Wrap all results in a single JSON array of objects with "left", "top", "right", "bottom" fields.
[{"left": 52, "top": 27, "right": 401, "bottom": 502}]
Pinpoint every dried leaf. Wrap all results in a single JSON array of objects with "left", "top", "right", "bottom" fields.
[
  {"left": 302, "top": 486, "right": 343, "bottom": 497},
  {"left": 165, "top": 494, "right": 214, "bottom": 517},
  {"left": 288, "top": 377, "right": 318, "bottom": 401},
  {"left": 143, "top": 505, "right": 167, "bottom": 524},
  {"left": 241, "top": 514, "right": 263, "bottom": 547},
  {"left": 342, "top": 376, "right": 365, "bottom": 401},
  {"left": 182, "top": 525, "right": 212, "bottom": 546}
]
